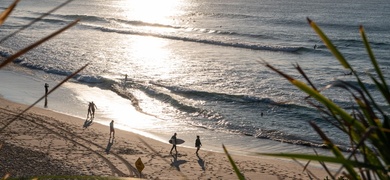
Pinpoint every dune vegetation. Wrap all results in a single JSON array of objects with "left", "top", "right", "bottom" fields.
[{"left": 224, "top": 18, "right": 390, "bottom": 180}]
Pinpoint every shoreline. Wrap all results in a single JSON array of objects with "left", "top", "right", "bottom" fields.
[
  {"left": 0, "top": 69, "right": 333, "bottom": 157},
  {"left": 0, "top": 97, "right": 333, "bottom": 179}
]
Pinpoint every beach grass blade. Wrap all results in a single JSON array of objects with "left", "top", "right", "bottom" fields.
[
  {"left": 360, "top": 26, "right": 382, "bottom": 85},
  {"left": 309, "top": 121, "right": 359, "bottom": 177},
  {"left": 0, "top": 0, "right": 19, "bottom": 26},
  {"left": 307, "top": 18, "right": 351, "bottom": 70},
  {"left": 294, "top": 63, "right": 318, "bottom": 92},
  {"left": 222, "top": 144, "right": 245, "bottom": 180},
  {"left": 0, "top": 19, "right": 79, "bottom": 69},
  {"left": 360, "top": 26, "right": 390, "bottom": 103}
]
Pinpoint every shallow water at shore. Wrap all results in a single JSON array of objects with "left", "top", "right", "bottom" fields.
[{"left": 0, "top": 69, "right": 337, "bottom": 156}]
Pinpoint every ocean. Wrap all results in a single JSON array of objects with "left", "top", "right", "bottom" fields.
[{"left": 0, "top": 0, "right": 389, "bottom": 155}]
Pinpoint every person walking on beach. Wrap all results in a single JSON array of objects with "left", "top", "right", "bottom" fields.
[
  {"left": 87, "top": 101, "right": 98, "bottom": 119},
  {"left": 170, "top": 133, "right": 178, "bottom": 155},
  {"left": 195, "top": 135, "right": 202, "bottom": 155},
  {"left": 44, "top": 83, "right": 49, "bottom": 108},
  {"left": 44, "top": 83, "right": 49, "bottom": 95},
  {"left": 87, "top": 102, "right": 92, "bottom": 118},
  {"left": 110, "top": 120, "right": 115, "bottom": 138},
  {"left": 90, "top": 101, "right": 97, "bottom": 118}
]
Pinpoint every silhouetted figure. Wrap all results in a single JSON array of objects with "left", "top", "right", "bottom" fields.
[
  {"left": 44, "top": 83, "right": 49, "bottom": 108},
  {"left": 87, "top": 102, "right": 92, "bottom": 118},
  {"left": 90, "top": 101, "right": 97, "bottom": 118},
  {"left": 44, "top": 83, "right": 49, "bottom": 94},
  {"left": 261, "top": 112, "right": 263, "bottom": 117},
  {"left": 170, "top": 133, "right": 178, "bottom": 155},
  {"left": 123, "top": 74, "right": 128, "bottom": 88},
  {"left": 87, "top": 101, "right": 97, "bottom": 119},
  {"left": 110, "top": 120, "right": 115, "bottom": 138},
  {"left": 344, "top": 71, "right": 353, "bottom": 75},
  {"left": 195, "top": 135, "right": 202, "bottom": 155}
]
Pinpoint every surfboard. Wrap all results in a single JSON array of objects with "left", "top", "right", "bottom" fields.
[{"left": 169, "top": 138, "right": 185, "bottom": 145}]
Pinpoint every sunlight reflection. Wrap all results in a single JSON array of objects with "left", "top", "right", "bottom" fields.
[
  {"left": 119, "top": 0, "right": 185, "bottom": 24},
  {"left": 129, "top": 36, "right": 179, "bottom": 79}
]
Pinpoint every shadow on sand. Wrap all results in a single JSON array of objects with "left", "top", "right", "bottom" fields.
[
  {"left": 83, "top": 117, "right": 93, "bottom": 128},
  {"left": 105, "top": 137, "right": 114, "bottom": 154},
  {"left": 197, "top": 154, "right": 205, "bottom": 171},
  {"left": 170, "top": 154, "right": 187, "bottom": 171}
]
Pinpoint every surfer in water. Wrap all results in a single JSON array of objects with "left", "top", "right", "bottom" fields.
[
  {"left": 344, "top": 71, "right": 353, "bottom": 75},
  {"left": 170, "top": 133, "right": 178, "bottom": 155}
]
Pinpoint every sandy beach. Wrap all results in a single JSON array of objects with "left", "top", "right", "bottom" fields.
[{"left": 0, "top": 97, "right": 333, "bottom": 179}]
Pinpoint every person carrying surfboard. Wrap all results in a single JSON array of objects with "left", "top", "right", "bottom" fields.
[{"left": 170, "top": 133, "right": 178, "bottom": 155}]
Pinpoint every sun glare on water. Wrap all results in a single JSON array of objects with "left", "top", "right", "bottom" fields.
[
  {"left": 119, "top": 0, "right": 186, "bottom": 24},
  {"left": 111, "top": 0, "right": 188, "bottom": 79},
  {"left": 130, "top": 36, "right": 177, "bottom": 77}
]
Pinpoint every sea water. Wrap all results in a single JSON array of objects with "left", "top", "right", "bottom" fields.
[{"left": 0, "top": 0, "right": 389, "bottom": 155}]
